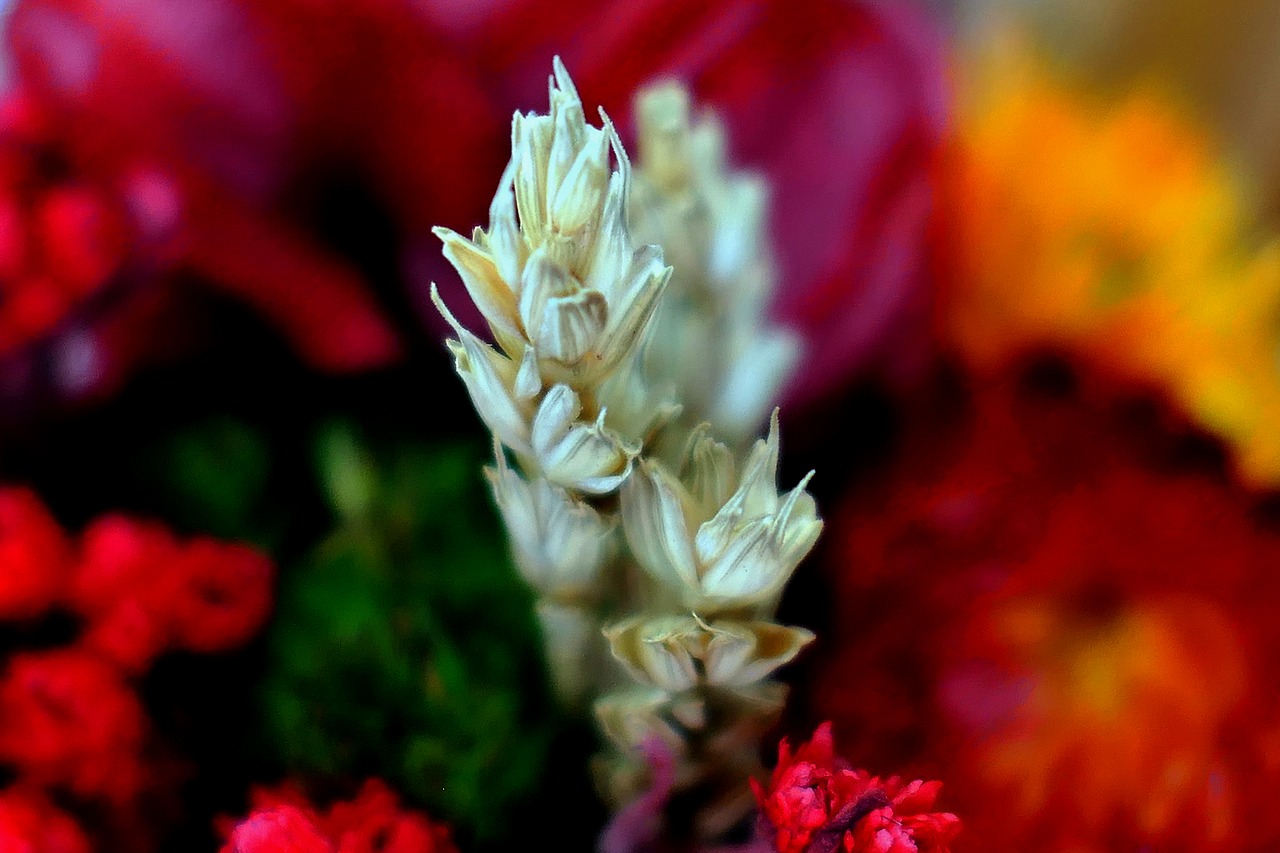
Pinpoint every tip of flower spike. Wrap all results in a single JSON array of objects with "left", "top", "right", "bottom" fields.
[{"left": 551, "top": 55, "right": 579, "bottom": 102}]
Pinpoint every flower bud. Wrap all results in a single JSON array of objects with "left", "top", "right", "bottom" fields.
[
  {"left": 620, "top": 413, "right": 823, "bottom": 613},
  {"left": 486, "top": 447, "right": 616, "bottom": 597}
]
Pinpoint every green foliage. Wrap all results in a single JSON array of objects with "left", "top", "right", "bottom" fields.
[{"left": 260, "top": 426, "right": 556, "bottom": 841}]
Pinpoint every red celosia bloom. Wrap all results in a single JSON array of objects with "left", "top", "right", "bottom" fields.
[
  {"left": 810, "top": 362, "right": 1280, "bottom": 851},
  {"left": 753, "top": 723, "right": 959, "bottom": 853},
  {"left": 0, "top": 646, "right": 147, "bottom": 801},
  {"left": 221, "top": 780, "right": 457, "bottom": 853},
  {"left": 0, "top": 786, "right": 91, "bottom": 853},
  {"left": 0, "top": 485, "right": 72, "bottom": 619}
]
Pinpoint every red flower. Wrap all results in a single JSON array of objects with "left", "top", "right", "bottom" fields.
[
  {"left": 809, "top": 362, "right": 1280, "bottom": 851},
  {"left": 0, "top": 646, "right": 147, "bottom": 801},
  {"left": 0, "top": 485, "right": 71, "bottom": 620},
  {"left": 753, "top": 723, "right": 959, "bottom": 853},
  {"left": 161, "top": 537, "right": 274, "bottom": 653},
  {"left": 0, "top": 786, "right": 91, "bottom": 853},
  {"left": 221, "top": 781, "right": 456, "bottom": 853}
]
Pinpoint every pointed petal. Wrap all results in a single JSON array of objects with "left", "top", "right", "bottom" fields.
[
  {"left": 514, "top": 343, "right": 542, "bottom": 401},
  {"left": 432, "top": 285, "right": 531, "bottom": 455},
  {"left": 620, "top": 459, "right": 701, "bottom": 594},
  {"left": 583, "top": 171, "right": 632, "bottom": 298},
  {"left": 434, "top": 227, "right": 522, "bottom": 342},
  {"left": 513, "top": 111, "right": 553, "bottom": 243},
  {"left": 704, "top": 621, "right": 815, "bottom": 687},
  {"left": 552, "top": 127, "right": 609, "bottom": 236},
  {"left": 696, "top": 517, "right": 784, "bottom": 604},
  {"left": 596, "top": 247, "right": 672, "bottom": 375}
]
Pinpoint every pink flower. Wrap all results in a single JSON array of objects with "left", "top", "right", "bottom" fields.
[{"left": 753, "top": 724, "right": 959, "bottom": 853}]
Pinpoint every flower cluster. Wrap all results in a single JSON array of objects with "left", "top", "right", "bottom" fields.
[
  {"left": 810, "top": 361, "right": 1280, "bottom": 851},
  {"left": 434, "top": 59, "right": 821, "bottom": 839},
  {"left": 941, "top": 51, "right": 1280, "bottom": 484},
  {"left": 0, "top": 485, "right": 275, "bottom": 846},
  {"left": 219, "top": 780, "right": 456, "bottom": 853},
  {"left": 753, "top": 723, "right": 959, "bottom": 853}
]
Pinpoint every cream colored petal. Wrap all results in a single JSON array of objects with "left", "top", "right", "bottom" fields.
[
  {"left": 551, "top": 127, "right": 609, "bottom": 236},
  {"left": 536, "top": 600, "right": 597, "bottom": 706},
  {"left": 547, "top": 89, "right": 587, "bottom": 210},
  {"left": 710, "top": 331, "right": 800, "bottom": 443},
  {"left": 595, "top": 247, "right": 671, "bottom": 375},
  {"left": 514, "top": 343, "right": 542, "bottom": 402},
  {"left": 595, "top": 349, "right": 681, "bottom": 445},
  {"left": 583, "top": 171, "right": 632, "bottom": 297},
  {"left": 696, "top": 517, "right": 783, "bottom": 604},
  {"left": 433, "top": 227, "right": 522, "bottom": 342},
  {"left": 604, "top": 615, "right": 699, "bottom": 693},
  {"left": 770, "top": 473, "right": 823, "bottom": 569},
  {"left": 681, "top": 425, "right": 737, "bottom": 519},
  {"left": 486, "top": 162, "right": 527, "bottom": 292},
  {"left": 530, "top": 385, "right": 635, "bottom": 495},
  {"left": 513, "top": 111, "right": 553, "bottom": 243},
  {"left": 431, "top": 285, "right": 531, "bottom": 456},
  {"left": 594, "top": 688, "right": 689, "bottom": 756},
  {"left": 620, "top": 459, "right": 701, "bottom": 594},
  {"left": 518, "top": 248, "right": 574, "bottom": 341},
  {"left": 708, "top": 177, "right": 767, "bottom": 284},
  {"left": 636, "top": 82, "right": 692, "bottom": 192},
  {"left": 485, "top": 454, "right": 546, "bottom": 583},
  {"left": 485, "top": 445, "right": 614, "bottom": 596},
  {"left": 532, "top": 476, "right": 616, "bottom": 590},
  {"left": 537, "top": 289, "right": 608, "bottom": 365},
  {"left": 703, "top": 621, "right": 815, "bottom": 687}
]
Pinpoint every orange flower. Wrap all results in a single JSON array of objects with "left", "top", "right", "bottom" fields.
[{"left": 940, "top": 49, "right": 1280, "bottom": 485}]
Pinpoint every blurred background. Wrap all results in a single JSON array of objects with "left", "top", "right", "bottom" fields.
[{"left": 2, "top": 0, "right": 1280, "bottom": 850}]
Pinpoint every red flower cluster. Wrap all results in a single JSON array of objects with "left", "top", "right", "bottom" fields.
[
  {"left": 0, "top": 485, "right": 276, "bottom": 846},
  {"left": 0, "top": 786, "right": 91, "bottom": 853},
  {"left": 754, "top": 723, "right": 959, "bottom": 853},
  {"left": 809, "top": 362, "right": 1280, "bottom": 851},
  {"left": 69, "top": 515, "right": 274, "bottom": 671},
  {"left": 220, "top": 780, "right": 457, "bottom": 853}
]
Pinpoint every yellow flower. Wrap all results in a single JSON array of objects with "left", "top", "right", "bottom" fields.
[{"left": 945, "top": 51, "right": 1280, "bottom": 485}]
